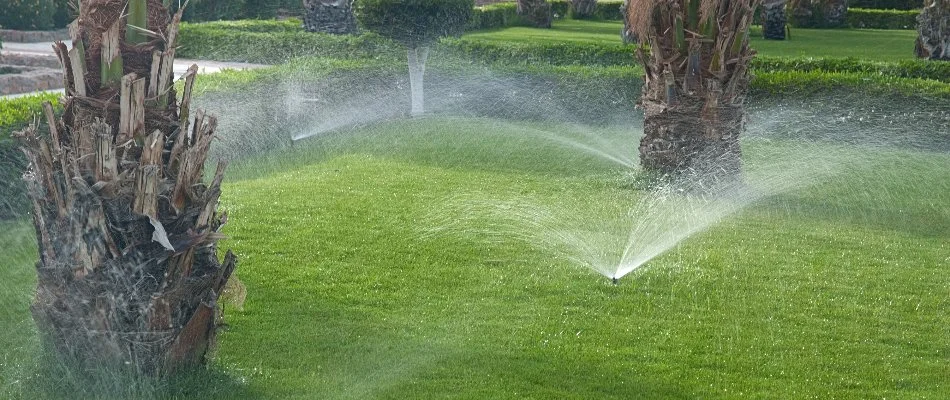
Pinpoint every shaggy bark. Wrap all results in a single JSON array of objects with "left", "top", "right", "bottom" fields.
[
  {"left": 303, "top": 0, "right": 359, "bottom": 35},
  {"left": 790, "top": 0, "right": 847, "bottom": 28},
  {"left": 619, "top": 0, "right": 638, "bottom": 44},
  {"left": 762, "top": 0, "right": 787, "bottom": 40},
  {"left": 15, "top": 0, "right": 236, "bottom": 375},
  {"left": 517, "top": 0, "right": 553, "bottom": 28},
  {"left": 628, "top": 0, "right": 759, "bottom": 187},
  {"left": 916, "top": 0, "right": 950, "bottom": 60},
  {"left": 571, "top": 0, "right": 598, "bottom": 18}
]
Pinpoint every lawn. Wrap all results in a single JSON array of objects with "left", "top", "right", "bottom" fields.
[
  {"left": 1, "top": 117, "right": 947, "bottom": 398},
  {"left": 464, "top": 19, "right": 920, "bottom": 62}
]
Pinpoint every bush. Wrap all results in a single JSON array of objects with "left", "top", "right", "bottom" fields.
[
  {"left": 440, "top": 38, "right": 636, "bottom": 66},
  {"left": 468, "top": 3, "right": 521, "bottom": 30},
  {"left": 0, "top": 93, "right": 60, "bottom": 220},
  {"left": 174, "top": 0, "right": 249, "bottom": 22},
  {"left": 439, "top": 38, "right": 950, "bottom": 83},
  {"left": 551, "top": 0, "right": 625, "bottom": 20},
  {"left": 356, "top": 0, "right": 474, "bottom": 48},
  {"left": 847, "top": 8, "right": 919, "bottom": 29},
  {"left": 177, "top": 22, "right": 399, "bottom": 63},
  {"left": 848, "top": 0, "right": 923, "bottom": 10},
  {"left": 0, "top": 0, "right": 59, "bottom": 30},
  {"left": 753, "top": 56, "right": 950, "bottom": 83},
  {"left": 243, "top": 0, "right": 306, "bottom": 19}
]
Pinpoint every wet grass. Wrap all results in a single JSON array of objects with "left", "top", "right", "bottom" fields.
[
  {"left": 1, "top": 117, "right": 948, "bottom": 398},
  {"left": 465, "top": 19, "right": 919, "bottom": 62}
]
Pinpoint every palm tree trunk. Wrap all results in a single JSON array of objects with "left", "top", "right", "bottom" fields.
[
  {"left": 916, "top": 0, "right": 950, "bottom": 60},
  {"left": 570, "top": 0, "right": 598, "bottom": 19},
  {"left": 762, "top": 0, "right": 787, "bottom": 40},
  {"left": 619, "top": 0, "right": 638, "bottom": 44},
  {"left": 517, "top": 0, "right": 553, "bottom": 28},
  {"left": 628, "top": 0, "right": 758, "bottom": 186},
  {"left": 303, "top": 0, "right": 359, "bottom": 34},
  {"left": 790, "top": 0, "right": 846, "bottom": 28},
  {"left": 15, "top": 0, "right": 236, "bottom": 375}
]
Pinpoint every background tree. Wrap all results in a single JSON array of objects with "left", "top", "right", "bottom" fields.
[
  {"left": 916, "top": 0, "right": 949, "bottom": 60},
  {"left": 790, "top": 0, "right": 847, "bottom": 28},
  {"left": 570, "top": 0, "right": 598, "bottom": 19},
  {"left": 620, "top": 0, "right": 639, "bottom": 43},
  {"left": 627, "top": 0, "right": 761, "bottom": 186},
  {"left": 517, "top": 0, "right": 554, "bottom": 28},
  {"left": 303, "top": 0, "right": 359, "bottom": 34},
  {"left": 15, "top": 0, "right": 236, "bottom": 375},
  {"left": 761, "top": 0, "right": 787, "bottom": 40},
  {"left": 357, "top": 0, "right": 473, "bottom": 115}
]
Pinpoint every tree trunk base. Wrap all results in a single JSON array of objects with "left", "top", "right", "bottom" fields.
[
  {"left": 639, "top": 98, "right": 744, "bottom": 191},
  {"left": 762, "top": 4, "right": 787, "bottom": 40},
  {"left": 517, "top": 0, "right": 553, "bottom": 28},
  {"left": 303, "top": 0, "right": 359, "bottom": 35}
]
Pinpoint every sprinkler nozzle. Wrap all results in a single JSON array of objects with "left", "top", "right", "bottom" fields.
[{"left": 611, "top": 277, "right": 619, "bottom": 285}]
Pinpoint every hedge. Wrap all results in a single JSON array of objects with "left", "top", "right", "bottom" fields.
[
  {"left": 177, "top": 23, "right": 400, "bottom": 63},
  {"left": 0, "top": 0, "right": 59, "bottom": 30},
  {"left": 847, "top": 8, "right": 919, "bottom": 29},
  {"left": 439, "top": 38, "right": 950, "bottom": 83},
  {"left": 848, "top": 0, "right": 923, "bottom": 10},
  {"left": 356, "top": 0, "right": 473, "bottom": 49},
  {"left": 0, "top": 92, "right": 60, "bottom": 220}
]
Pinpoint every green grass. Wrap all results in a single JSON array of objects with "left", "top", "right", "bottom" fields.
[
  {"left": 464, "top": 19, "right": 919, "bottom": 62},
  {"left": 1, "top": 117, "right": 947, "bottom": 398}
]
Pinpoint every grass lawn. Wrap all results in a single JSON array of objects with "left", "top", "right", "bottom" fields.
[
  {"left": 1, "top": 117, "right": 947, "bottom": 398},
  {"left": 464, "top": 19, "right": 919, "bottom": 62}
]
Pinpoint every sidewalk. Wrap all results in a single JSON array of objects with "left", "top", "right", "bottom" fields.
[{"left": 1, "top": 41, "right": 268, "bottom": 99}]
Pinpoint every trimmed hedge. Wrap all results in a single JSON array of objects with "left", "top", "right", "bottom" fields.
[
  {"left": 440, "top": 38, "right": 950, "bottom": 83},
  {"left": 0, "top": 92, "right": 60, "bottom": 220},
  {"left": 848, "top": 0, "right": 923, "bottom": 10},
  {"left": 356, "top": 0, "right": 473, "bottom": 48},
  {"left": 440, "top": 38, "right": 636, "bottom": 66},
  {"left": 847, "top": 8, "right": 919, "bottom": 29},
  {"left": 468, "top": 3, "right": 521, "bottom": 30},
  {"left": 177, "top": 22, "right": 400, "bottom": 63},
  {"left": 0, "top": 0, "right": 59, "bottom": 30}
]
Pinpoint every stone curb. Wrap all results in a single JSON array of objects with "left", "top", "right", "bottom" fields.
[{"left": 0, "top": 29, "right": 69, "bottom": 43}]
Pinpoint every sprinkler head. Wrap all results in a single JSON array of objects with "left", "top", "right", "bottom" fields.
[{"left": 611, "top": 277, "right": 619, "bottom": 285}]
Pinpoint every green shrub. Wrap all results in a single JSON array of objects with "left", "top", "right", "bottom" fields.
[
  {"left": 177, "top": 23, "right": 399, "bottom": 63},
  {"left": 753, "top": 56, "right": 950, "bottom": 83},
  {"left": 243, "top": 0, "right": 306, "bottom": 19},
  {"left": 550, "top": 0, "right": 571, "bottom": 18},
  {"left": 848, "top": 0, "right": 923, "bottom": 10},
  {"left": 174, "top": 0, "right": 249, "bottom": 22},
  {"left": 440, "top": 38, "right": 635, "bottom": 66},
  {"left": 0, "top": 93, "right": 60, "bottom": 220},
  {"left": 847, "top": 8, "right": 919, "bottom": 29},
  {"left": 357, "top": 0, "right": 474, "bottom": 48},
  {"left": 549, "top": 0, "right": 625, "bottom": 20},
  {"left": 468, "top": 3, "right": 521, "bottom": 30},
  {"left": 0, "top": 0, "right": 59, "bottom": 30}
]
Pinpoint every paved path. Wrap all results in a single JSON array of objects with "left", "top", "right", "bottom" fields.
[{"left": 1, "top": 41, "right": 268, "bottom": 99}]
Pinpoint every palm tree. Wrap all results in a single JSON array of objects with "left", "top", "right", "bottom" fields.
[
  {"left": 517, "top": 0, "right": 553, "bottom": 28},
  {"left": 15, "top": 0, "right": 236, "bottom": 375},
  {"left": 303, "top": 0, "right": 359, "bottom": 34},
  {"left": 570, "top": 0, "right": 598, "bottom": 19},
  {"left": 761, "top": 0, "right": 787, "bottom": 40},
  {"left": 916, "top": 0, "right": 949, "bottom": 60},
  {"left": 627, "top": 0, "right": 760, "bottom": 186},
  {"left": 790, "top": 0, "right": 846, "bottom": 28}
]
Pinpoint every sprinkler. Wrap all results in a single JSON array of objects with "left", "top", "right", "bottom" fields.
[{"left": 611, "top": 276, "right": 619, "bottom": 285}]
